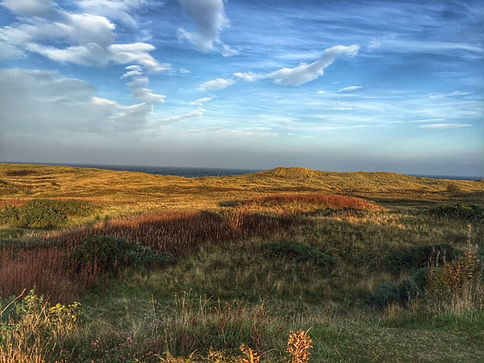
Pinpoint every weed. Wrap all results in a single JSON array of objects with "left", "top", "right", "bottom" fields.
[{"left": 287, "top": 330, "right": 313, "bottom": 363}]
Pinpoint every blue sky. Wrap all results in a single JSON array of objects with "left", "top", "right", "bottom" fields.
[{"left": 0, "top": 0, "right": 483, "bottom": 176}]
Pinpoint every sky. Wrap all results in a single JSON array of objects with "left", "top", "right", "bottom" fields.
[{"left": 0, "top": 0, "right": 483, "bottom": 176}]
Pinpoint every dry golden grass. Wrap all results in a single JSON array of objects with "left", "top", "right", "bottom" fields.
[{"left": 1, "top": 164, "right": 483, "bottom": 225}]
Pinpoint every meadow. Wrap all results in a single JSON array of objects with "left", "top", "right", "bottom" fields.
[{"left": 0, "top": 164, "right": 483, "bottom": 362}]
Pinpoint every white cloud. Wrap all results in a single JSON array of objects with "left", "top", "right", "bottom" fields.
[
  {"left": 338, "top": 85, "right": 363, "bottom": 92},
  {"left": 369, "top": 37, "right": 484, "bottom": 57},
  {"left": 190, "top": 97, "right": 213, "bottom": 106},
  {"left": 0, "top": 0, "right": 57, "bottom": 17},
  {"left": 233, "top": 72, "right": 262, "bottom": 82},
  {"left": 220, "top": 43, "right": 239, "bottom": 57},
  {"left": 0, "top": 40, "right": 26, "bottom": 59},
  {"left": 157, "top": 109, "right": 206, "bottom": 124},
  {"left": 0, "top": 2, "right": 167, "bottom": 73},
  {"left": 200, "top": 78, "right": 236, "bottom": 91},
  {"left": 317, "top": 90, "right": 326, "bottom": 94},
  {"left": 0, "top": 68, "right": 156, "bottom": 133},
  {"left": 178, "top": 0, "right": 235, "bottom": 55},
  {"left": 119, "top": 65, "right": 166, "bottom": 105},
  {"left": 79, "top": 0, "right": 146, "bottom": 28},
  {"left": 121, "top": 65, "right": 143, "bottom": 79},
  {"left": 232, "top": 45, "right": 359, "bottom": 87},
  {"left": 420, "top": 123, "right": 472, "bottom": 130},
  {"left": 266, "top": 45, "right": 359, "bottom": 86}
]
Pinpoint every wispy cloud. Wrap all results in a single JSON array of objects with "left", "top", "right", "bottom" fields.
[
  {"left": 200, "top": 78, "right": 236, "bottom": 91},
  {"left": 230, "top": 45, "right": 360, "bottom": 87},
  {"left": 266, "top": 45, "right": 359, "bottom": 86},
  {"left": 338, "top": 85, "right": 363, "bottom": 92},
  {"left": 190, "top": 97, "right": 213, "bottom": 106},
  {"left": 157, "top": 109, "right": 205, "bottom": 124},
  {"left": 233, "top": 72, "right": 261, "bottom": 82},
  {"left": 369, "top": 37, "right": 484, "bottom": 58},
  {"left": 0, "top": 68, "right": 155, "bottom": 133},
  {"left": 78, "top": 0, "right": 148, "bottom": 28},
  {"left": 177, "top": 0, "right": 237, "bottom": 56},
  {"left": 420, "top": 123, "right": 472, "bottom": 130}
]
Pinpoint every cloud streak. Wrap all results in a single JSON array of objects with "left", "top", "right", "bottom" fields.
[
  {"left": 177, "top": 0, "right": 237, "bottom": 56},
  {"left": 420, "top": 123, "right": 472, "bottom": 130},
  {"left": 265, "top": 45, "right": 359, "bottom": 86},
  {"left": 200, "top": 78, "right": 236, "bottom": 91},
  {"left": 338, "top": 85, "right": 363, "bottom": 92}
]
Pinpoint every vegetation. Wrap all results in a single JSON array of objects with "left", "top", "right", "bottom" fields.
[{"left": 0, "top": 164, "right": 483, "bottom": 362}]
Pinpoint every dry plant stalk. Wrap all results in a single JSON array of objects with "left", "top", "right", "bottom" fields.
[
  {"left": 240, "top": 344, "right": 262, "bottom": 363},
  {"left": 287, "top": 330, "right": 313, "bottom": 363}
]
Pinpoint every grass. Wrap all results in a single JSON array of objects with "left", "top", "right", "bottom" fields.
[{"left": 0, "top": 164, "right": 483, "bottom": 362}]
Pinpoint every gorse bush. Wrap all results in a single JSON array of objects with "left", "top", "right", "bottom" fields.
[
  {"left": 20, "top": 200, "right": 68, "bottom": 229},
  {"left": 71, "top": 236, "right": 171, "bottom": 275},
  {"left": 0, "top": 199, "right": 93, "bottom": 229},
  {"left": 427, "top": 204, "right": 483, "bottom": 221},
  {"left": 0, "top": 205, "right": 21, "bottom": 226},
  {"left": 386, "top": 244, "right": 460, "bottom": 273},
  {"left": 267, "top": 241, "right": 335, "bottom": 271}
]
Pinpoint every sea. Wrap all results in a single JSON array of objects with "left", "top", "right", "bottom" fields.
[{"left": 1, "top": 162, "right": 482, "bottom": 181}]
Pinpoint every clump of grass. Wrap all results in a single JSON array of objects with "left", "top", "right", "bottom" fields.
[
  {"left": 136, "top": 294, "right": 278, "bottom": 359},
  {"left": 425, "top": 245, "right": 483, "bottom": 314},
  {"left": 386, "top": 244, "right": 460, "bottom": 274},
  {"left": 0, "top": 290, "right": 83, "bottom": 362},
  {"left": 267, "top": 241, "right": 335, "bottom": 271}
]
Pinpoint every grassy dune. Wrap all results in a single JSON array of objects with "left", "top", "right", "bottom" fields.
[{"left": 0, "top": 164, "right": 483, "bottom": 362}]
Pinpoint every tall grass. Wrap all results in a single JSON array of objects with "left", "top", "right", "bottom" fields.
[{"left": 1, "top": 193, "right": 349, "bottom": 301}]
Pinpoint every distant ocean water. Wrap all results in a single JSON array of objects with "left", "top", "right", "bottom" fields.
[
  {"left": 2, "top": 162, "right": 482, "bottom": 180},
  {"left": 4, "top": 162, "right": 262, "bottom": 178}
]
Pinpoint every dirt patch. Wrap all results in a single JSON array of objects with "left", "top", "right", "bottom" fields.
[{"left": 6, "top": 170, "right": 39, "bottom": 177}]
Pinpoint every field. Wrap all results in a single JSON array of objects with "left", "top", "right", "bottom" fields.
[{"left": 0, "top": 163, "right": 483, "bottom": 362}]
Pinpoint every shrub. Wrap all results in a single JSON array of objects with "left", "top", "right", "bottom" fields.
[
  {"left": 126, "top": 244, "right": 172, "bottom": 268},
  {"left": 0, "top": 200, "right": 93, "bottom": 229},
  {"left": 267, "top": 241, "right": 335, "bottom": 271},
  {"left": 386, "top": 244, "right": 460, "bottom": 273},
  {"left": 19, "top": 200, "right": 68, "bottom": 229},
  {"left": 71, "top": 236, "right": 171, "bottom": 275},
  {"left": 427, "top": 204, "right": 483, "bottom": 221},
  {"left": 370, "top": 268, "right": 429, "bottom": 309},
  {"left": 0, "top": 205, "right": 21, "bottom": 226}
]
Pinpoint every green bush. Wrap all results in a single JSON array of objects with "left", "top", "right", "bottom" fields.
[
  {"left": 71, "top": 236, "right": 171, "bottom": 274},
  {"left": 0, "top": 205, "right": 21, "bottom": 225},
  {"left": 126, "top": 244, "right": 172, "bottom": 268},
  {"left": 24, "top": 199, "right": 93, "bottom": 217},
  {"left": 267, "top": 241, "right": 335, "bottom": 270},
  {"left": 427, "top": 203, "right": 483, "bottom": 221},
  {"left": 370, "top": 268, "right": 429, "bottom": 309},
  {"left": 387, "top": 244, "right": 460, "bottom": 273},
  {"left": 20, "top": 201, "right": 68, "bottom": 229},
  {"left": 0, "top": 200, "right": 93, "bottom": 229}
]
